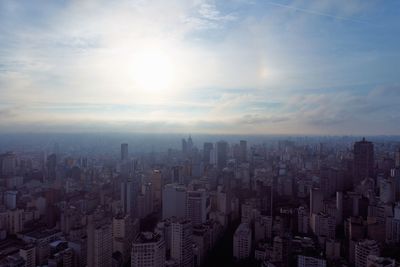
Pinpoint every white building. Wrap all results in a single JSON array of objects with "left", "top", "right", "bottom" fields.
[
  {"left": 131, "top": 232, "right": 166, "bottom": 267},
  {"left": 171, "top": 220, "right": 193, "bottom": 267},
  {"left": 233, "top": 223, "right": 252, "bottom": 260}
]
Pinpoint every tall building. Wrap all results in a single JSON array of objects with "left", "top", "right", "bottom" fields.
[
  {"left": 239, "top": 140, "right": 247, "bottom": 162},
  {"left": 186, "top": 189, "right": 210, "bottom": 226},
  {"left": 216, "top": 141, "right": 228, "bottom": 170},
  {"left": 4, "top": 190, "right": 17, "bottom": 210},
  {"left": 120, "top": 180, "right": 137, "bottom": 218},
  {"left": 162, "top": 183, "right": 187, "bottom": 220},
  {"left": 131, "top": 232, "right": 166, "bottom": 267},
  {"left": 297, "top": 255, "right": 326, "bottom": 267},
  {"left": 171, "top": 220, "right": 193, "bottom": 267},
  {"left": 353, "top": 138, "right": 374, "bottom": 187},
  {"left": 152, "top": 170, "right": 163, "bottom": 211},
  {"left": 46, "top": 153, "right": 57, "bottom": 181},
  {"left": 233, "top": 223, "right": 252, "bottom": 260},
  {"left": 355, "top": 239, "right": 380, "bottom": 267},
  {"left": 87, "top": 217, "right": 113, "bottom": 267},
  {"left": 310, "top": 188, "right": 324, "bottom": 216},
  {"left": 395, "top": 148, "right": 400, "bottom": 168},
  {"left": 121, "top": 143, "right": 129, "bottom": 161},
  {"left": 1, "top": 152, "right": 17, "bottom": 177},
  {"left": 203, "top": 142, "right": 214, "bottom": 165},
  {"left": 113, "top": 214, "right": 136, "bottom": 264}
]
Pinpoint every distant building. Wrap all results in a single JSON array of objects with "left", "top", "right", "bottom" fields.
[
  {"left": 162, "top": 183, "right": 187, "bottom": 220},
  {"left": 353, "top": 138, "right": 374, "bottom": 186},
  {"left": 121, "top": 143, "right": 129, "bottom": 161},
  {"left": 216, "top": 141, "right": 228, "bottom": 170}
]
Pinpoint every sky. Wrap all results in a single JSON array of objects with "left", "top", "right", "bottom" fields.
[{"left": 0, "top": 0, "right": 399, "bottom": 135}]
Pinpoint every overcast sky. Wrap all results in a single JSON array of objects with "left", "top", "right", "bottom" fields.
[{"left": 0, "top": 0, "right": 399, "bottom": 135}]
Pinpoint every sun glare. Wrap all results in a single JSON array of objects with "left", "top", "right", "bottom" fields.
[{"left": 132, "top": 48, "right": 175, "bottom": 94}]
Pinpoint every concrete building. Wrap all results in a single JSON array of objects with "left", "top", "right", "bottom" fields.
[
  {"left": 233, "top": 223, "right": 252, "bottom": 260},
  {"left": 131, "top": 232, "right": 166, "bottom": 267}
]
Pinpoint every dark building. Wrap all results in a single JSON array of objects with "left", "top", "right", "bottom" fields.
[
  {"left": 353, "top": 138, "right": 374, "bottom": 187},
  {"left": 121, "top": 143, "right": 129, "bottom": 161},
  {"left": 216, "top": 141, "right": 228, "bottom": 170},
  {"left": 46, "top": 153, "right": 57, "bottom": 181},
  {"left": 203, "top": 142, "right": 213, "bottom": 165}
]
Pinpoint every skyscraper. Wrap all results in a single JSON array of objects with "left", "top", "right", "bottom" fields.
[
  {"left": 186, "top": 189, "right": 210, "bottom": 225},
  {"left": 239, "top": 140, "right": 247, "bottom": 162},
  {"left": 171, "top": 220, "right": 193, "bottom": 267},
  {"left": 216, "top": 141, "right": 228, "bottom": 170},
  {"left": 203, "top": 142, "right": 213, "bottom": 165},
  {"left": 162, "top": 183, "right": 187, "bottom": 220},
  {"left": 87, "top": 216, "right": 113, "bottom": 267},
  {"left": 131, "top": 232, "right": 166, "bottom": 267},
  {"left": 353, "top": 138, "right": 374, "bottom": 186},
  {"left": 121, "top": 143, "right": 128, "bottom": 161}
]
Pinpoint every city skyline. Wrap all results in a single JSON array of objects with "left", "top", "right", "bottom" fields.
[{"left": 1, "top": 1, "right": 399, "bottom": 134}]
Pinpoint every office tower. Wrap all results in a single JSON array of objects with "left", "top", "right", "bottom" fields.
[
  {"left": 310, "top": 212, "right": 336, "bottom": 240},
  {"left": 233, "top": 223, "right": 252, "bottom": 260},
  {"left": 297, "top": 255, "right": 327, "bottom": 267},
  {"left": 353, "top": 138, "right": 374, "bottom": 187},
  {"left": 336, "top": 192, "right": 343, "bottom": 225},
  {"left": 87, "top": 217, "right": 113, "bottom": 267},
  {"left": 379, "top": 178, "right": 395, "bottom": 204},
  {"left": 216, "top": 141, "right": 228, "bottom": 170},
  {"left": 4, "top": 190, "right": 17, "bottom": 210},
  {"left": 310, "top": 188, "right": 324, "bottom": 216},
  {"left": 113, "top": 214, "right": 136, "bottom": 264},
  {"left": 182, "top": 139, "right": 187, "bottom": 154},
  {"left": 297, "top": 206, "right": 310, "bottom": 234},
  {"left": 121, "top": 143, "right": 128, "bottom": 161},
  {"left": 1, "top": 152, "right": 17, "bottom": 177},
  {"left": 203, "top": 142, "right": 213, "bottom": 165},
  {"left": 239, "top": 140, "right": 247, "bottom": 162},
  {"left": 152, "top": 170, "right": 163, "bottom": 211},
  {"left": 186, "top": 189, "right": 210, "bottom": 225},
  {"left": 46, "top": 153, "right": 57, "bottom": 181},
  {"left": 120, "top": 180, "right": 137, "bottom": 218},
  {"left": 366, "top": 255, "right": 396, "bottom": 267},
  {"left": 171, "top": 220, "right": 193, "bottom": 267},
  {"left": 131, "top": 232, "right": 166, "bottom": 267},
  {"left": 355, "top": 240, "right": 380, "bottom": 267},
  {"left": 162, "top": 183, "right": 187, "bottom": 220},
  {"left": 395, "top": 148, "right": 400, "bottom": 168}
]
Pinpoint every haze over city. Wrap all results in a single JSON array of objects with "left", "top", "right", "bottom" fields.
[{"left": 1, "top": 0, "right": 399, "bottom": 134}]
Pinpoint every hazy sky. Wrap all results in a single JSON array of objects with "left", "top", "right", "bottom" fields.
[{"left": 0, "top": 0, "right": 399, "bottom": 135}]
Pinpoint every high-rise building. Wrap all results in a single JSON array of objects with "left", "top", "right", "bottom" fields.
[
  {"left": 46, "top": 153, "right": 57, "bottom": 181},
  {"left": 216, "top": 141, "right": 228, "bottom": 170},
  {"left": 310, "top": 188, "right": 324, "bottom": 216},
  {"left": 233, "top": 223, "right": 252, "bottom": 260},
  {"left": 186, "top": 189, "right": 210, "bottom": 226},
  {"left": 162, "top": 183, "right": 187, "bottom": 220},
  {"left": 121, "top": 143, "right": 129, "bottom": 161},
  {"left": 152, "top": 170, "right": 163, "bottom": 211},
  {"left": 113, "top": 214, "right": 137, "bottom": 264},
  {"left": 120, "top": 180, "right": 137, "bottom": 218},
  {"left": 239, "top": 140, "right": 247, "bottom": 162},
  {"left": 353, "top": 138, "right": 374, "bottom": 187},
  {"left": 131, "top": 232, "right": 166, "bottom": 267},
  {"left": 87, "top": 216, "right": 113, "bottom": 267},
  {"left": 4, "top": 190, "right": 17, "bottom": 210},
  {"left": 355, "top": 239, "right": 380, "bottom": 267},
  {"left": 310, "top": 212, "right": 336, "bottom": 240},
  {"left": 395, "top": 148, "right": 400, "bottom": 168},
  {"left": 171, "top": 220, "right": 193, "bottom": 267},
  {"left": 203, "top": 142, "right": 214, "bottom": 165},
  {"left": 1, "top": 152, "right": 17, "bottom": 177}
]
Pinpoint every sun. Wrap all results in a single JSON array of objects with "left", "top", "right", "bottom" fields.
[{"left": 132, "top": 47, "right": 175, "bottom": 94}]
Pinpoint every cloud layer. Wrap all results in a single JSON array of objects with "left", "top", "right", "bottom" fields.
[{"left": 0, "top": 0, "right": 399, "bottom": 134}]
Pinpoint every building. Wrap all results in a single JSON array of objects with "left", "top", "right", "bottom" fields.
[
  {"left": 87, "top": 217, "right": 113, "bottom": 267},
  {"left": 239, "top": 140, "right": 247, "bottom": 162},
  {"left": 366, "top": 255, "right": 396, "bottom": 267},
  {"left": 186, "top": 189, "right": 210, "bottom": 225},
  {"left": 216, "top": 141, "right": 228, "bottom": 170},
  {"left": 171, "top": 220, "right": 193, "bottom": 267},
  {"left": 233, "top": 223, "right": 252, "bottom": 260},
  {"left": 120, "top": 180, "right": 137, "bottom": 218},
  {"left": 297, "top": 255, "right": 326, "bottom": 267},
  {"left": 353, "top": 138, "right": 374, "bottom": 186},
  {"left": 355, "top": 239, "right": 380, "bottom": 267},
  {"left": 113, "top": 214, "right": 137, "bottom": 264},
  {"left": 121, "top": 143, "right": 129, "bottom": 161},
  {"left": 162, "top": 184, "right": 187, "bottom": 220},
  {"left": 310, "top": 188, "right": 324, "bottom": 216},
  {"left": 131, "top": 232, "right": 166, "bottom": 267},
  {"left": 203, "top": 143, "right": 214, "bottom": 165},
  {"left": 310, "top": 212, "right": 336, "bottom": 240},
  {"left": 4, "top": 190, "right": 17, "bottom": 210}
]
